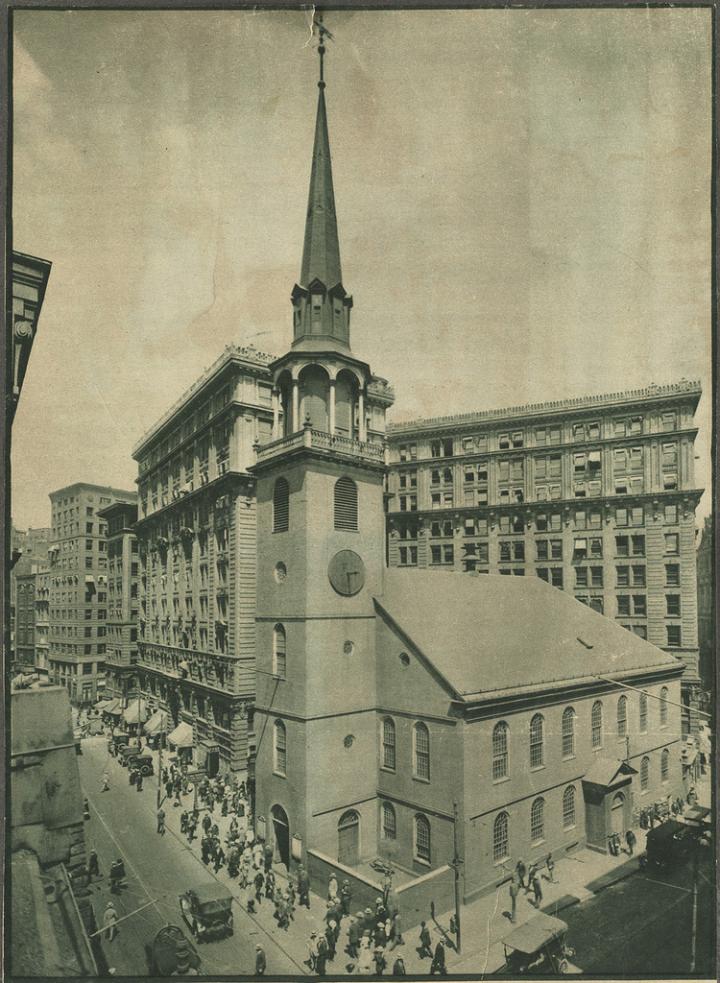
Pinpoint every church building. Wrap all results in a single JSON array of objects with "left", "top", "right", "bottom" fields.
[{"left": 250, "top": 34, "right": 686, "bottom": 909}]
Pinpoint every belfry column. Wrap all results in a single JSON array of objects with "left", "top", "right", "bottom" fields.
[
  {"left": 292, "top": 379, "right": 300, "bottom": 432},
  {"left": 272, "top": 389, "right": 280, "bottom": 438},
  {"left": 329, "top": 379, "right": 336, "bottom": 436},
  {"left": 358, "top": 389, "right": 366, "bottom": 442}
]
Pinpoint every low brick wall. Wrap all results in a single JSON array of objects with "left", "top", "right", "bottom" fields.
[
  {"left": 395, "top": 864, "right": 455, "bottom": 929},
  {"left": 306, "top": 849, "right": 384, "bottom": 913}
]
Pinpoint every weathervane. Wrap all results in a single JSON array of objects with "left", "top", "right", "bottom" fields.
[{"left": 313, "top": 11, "right": 334, "bottom": 88}]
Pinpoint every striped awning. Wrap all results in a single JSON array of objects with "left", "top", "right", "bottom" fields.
[
  {"left": 104, "top": 699, "right": 122, "bottom": 716},
  {"left": 167, "top": 721, "right": 193, "bottom": 748},
  {"left": 123, "top": 700, "right": 148, "bottom": 725},
  {"left": 144, "top": 709, "right": 167, "bottom": 736}
]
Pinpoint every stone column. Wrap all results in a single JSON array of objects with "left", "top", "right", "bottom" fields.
[
  {"left": 329, "top": 380, "right": 336, "bottom": 436},
  {"left": 272, "top": 389, "right": 280, "bottom": 439},
  {"left": 292, "top": 380, "right": 300, "bottom": 433},
  {"left": 358, "top": 390, "right": 366, "bottom": 442}
]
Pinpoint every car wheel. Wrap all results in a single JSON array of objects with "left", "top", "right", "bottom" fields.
[{"left": 141, "top": 765, "right": 151, "bottom": 776}]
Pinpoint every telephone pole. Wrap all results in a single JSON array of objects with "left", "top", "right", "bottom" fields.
[{"left": 451, "top": 800, "right": 463, "bottom": 955}]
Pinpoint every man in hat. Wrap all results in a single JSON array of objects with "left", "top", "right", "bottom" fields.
[
  {"left": 347, "top": 916, "right": 361, "bottom": 959},
  {"left": 340, "top": 879, "right": 352, "bottom": 916},
  {"left": 374, "top": 946, "right": 387, "bottom": 975},
  {"left": 307, "top": 932, "right": 319, "bottom": 972},
  {"left": 255, "top": 944, "right": 266, "bottom": 976},
  {"left": 418, "top": 921, "right": 433, "bottom": 959},
  {"left": 297, "top": 865, "right": 311, "bottom": 909},
  {"left": 254, "top": 869, "right": 265, "bottom": 904},
  {"left": 103, "top": 901, "right": 119, "bottom": 942},
  {"left": 316, "top": 932, "right": 329, "bottom": 976},
  {"left": 430, "top": 939, "right": 447, "bottom": 975},
  {"left": 101, "top": 772, "right": 110, "bottom": 792},
  {"left": 87, "top": 850, "right": 100, "bottom": 879},
  {"left": 325, "top": 919, "right": 337, "bottom": 960}
]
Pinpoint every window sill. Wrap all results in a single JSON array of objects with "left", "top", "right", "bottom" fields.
[
  {"left": 562, "top": 754, "right": 576, "bottom": 762},
  {"left": 531, "top": 838, "right": 545, "bottom": 847},
  {"left": 272, "top": 771, "right": 286, "bottom": 779},
  {"left": 563, "top": 823, "right": 576, "bottom": 832},
  {"left": 530, "top": 765, "right": 546, "bottom": 773},
  {"left": 413, "top": 775, "right": 431, "bottom": 785},
  {"left": 379, "top": 766, "right": 396, "bottom": 775},
  {"left": 493, "top": 775, "right": 511, "bottom": 785},
  {"left": 413, "top": 856, "right": 431, "bottom": 868}
]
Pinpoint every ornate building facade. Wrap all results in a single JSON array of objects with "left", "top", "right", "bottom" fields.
[
  {"left": 385, "top": 384, "right": 704, "bottom": 733},
  {"left": 696, "top": 514, "right": 713, "bottom": 697},
  {"left": 132, "top": 345, "right": 278, "bottom": 776}
]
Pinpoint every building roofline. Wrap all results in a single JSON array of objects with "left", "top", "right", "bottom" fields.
[
  {"left": 387, "top": 379, "right": 702, "bottom": 436},
  {"left": 48, "top": 483, "right": 138, "bottom": 500},
  {"left": 131, "top": 343, "right": 276, "bottom": 458}
]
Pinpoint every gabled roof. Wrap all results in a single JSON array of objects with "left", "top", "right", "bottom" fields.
[
  {"left": 375, "top": 571, "right": 682, "bottom": 701},
  {"left": 582, "top": 757, "right": 637, "bottom": 788}
]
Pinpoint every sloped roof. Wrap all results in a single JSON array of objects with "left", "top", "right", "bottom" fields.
[
  {"left": 583, "top": 758, "right": 637, "bottom": 787},
  {"left": 375, "top": 571, "right": 682, "bottom": 700}
]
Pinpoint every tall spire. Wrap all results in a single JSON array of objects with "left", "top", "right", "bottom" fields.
[
  {"left": 300, "top": 18, "right": 342, "bottom": 289},
  {"left": 291, "top": 15, "right": 352, "bottom": 352}
]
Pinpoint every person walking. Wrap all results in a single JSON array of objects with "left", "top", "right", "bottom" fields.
[
  {"left": 265, "top": 869, "right": 276, "bottom": 901},
  {"left": 263, "top": 842, "right": 274, "bottom": 873},
  {"left": 213, "top": 846, "right": 226, "bottom": 874},
  {"left": 298, "top": 865, "right": 311, "bottom": 909},
  {"left": 316, "top": 934, "right": 329, "bottom": 976},
  {"left": 325, "top": 920, "right": 337, "bottom": 960},
  {"left": 255, "top": 944, "right": 266, "bottom": 977},
  {"left": 87, "top": 850, "right": 100, "bottom": 879},
  {"left": 374, "top": 946, "right": 387, "bottom": 975},
  {"left": 515, "top": 859, "right": 527, "bottom": 890},
  {"left": 165, "top": 779, "right": 173, "bottom": 801},
  {"left": 202, "top": 813, "right": 212, "bottom": 835},
  {"left": 392, "top": 957, "right": 407, "bottom": 975},
  {"left": 306, "top": 932, "right": 319, "bottom": 972},
  {"left": 419, "top": 921, "right": 433, "bottom": 959},
  {"left": 101, "top": 772, "right": 110, "bottom": 792},
  {"left": 254, "top": 869, "right": 265, "bottom": 905},
  {"left": 340, "top": 879, "right": 352, "bottom": 916},
  {"left": 625, "top": 829, "right": 637, "bottom": 856},
  {"left": 546, "top": 853, "right": 555, "bottom": 883},
  {"left": 180, "top": 810, "right": 188, "bottom": 835},
  {"left": 382, "top": 871, "right": 392, "bottom": 909},
  {"left": 156, "top": 808, "right": 166, "bottom": 835},
  {"left": 136, "top": 774, "right": 144, "bottom": 792},
  {"left": 347, "top": 917, "right": 361, "bottom": 959},
  {"left": 509, "top": 877, "right": 520, "bottom": 924},
  {"left": 103, "top": 902, "right": 119, "bottom": 942},
  {"left": 389, "top": 911, "right": 403, "bottom": 950},
  {"left": 430, "top": 940, "right": 447, "bottom": 975},
  {"left": 328, "top": 873, "right": 339, "bottom": 901},
  {"left": 531, "top": 871, "right": 543, "bottom": 908}
]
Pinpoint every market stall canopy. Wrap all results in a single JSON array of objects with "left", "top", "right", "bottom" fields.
[
  {"left": 123, "top": 700, "right": 148, "bottom": 725},
  {"left": 95, "top": 699, "right": 111, "bottom": 711},
  {"left": 167, "top": 721, "right": 193, "bottom": 748},
  {"left": 104, "top": 698, "right": 122, "bottom": 716},
  {"left": 144, "top": 709, "right": 168, "bottom": 736}
]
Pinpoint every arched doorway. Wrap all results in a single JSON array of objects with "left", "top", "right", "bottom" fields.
[
  {"left": 338, "top": 810, "right": 360, "bottom": 866},
  {"left": 271, "top": 804, "right": 291, "bottom": 869},
  {"left": 611, "top": 792, "right": 625, "bottom": 836},
  {"left": 299, "top": 365, "right": 329, "bottom": 431}
]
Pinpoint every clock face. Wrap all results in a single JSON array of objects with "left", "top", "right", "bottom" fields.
[{"left": 328, "top": 550, "right": 365, "bottom": 597}]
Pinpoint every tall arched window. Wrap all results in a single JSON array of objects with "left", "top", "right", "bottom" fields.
[
  {"left": 591, "top": 700, "right": 603, "bottom": 749},
  {"left": 640, "top": 756, "right": 650, "bottom": 791},
  {"left": 492, "top": 722, "right": 509, "bottom": 780},
  {"left": 493, "top": 812, "right": 509, "bottom": 862},
  {"left": 334, "top": 477, "right": 358, "bottom": 531},
  {"left": 562, "top": 707, "right": 576, "bottom": 758},
  {"left": 661, "top": 748, "right": 670, "bottom": 782},
  {"left": 272, "top": 624, "right": 286, "bottom": 679},
  {"left": 273, "top": 719, "right": 287, "bottom": 776},
  {"left": 530, "top": 797, "right": 545, "bottom": 843},
  {"left": 659, "top": 687, "right": 669, "bottom": 728},
  {"left": 639, "top": 692, "right": 648, "bottom": 734},
  {"left": 529, "top": 714, "right": 544, "bottom": 768},
  {"left": 382, "top": 718, "right": 396, "bottom": 771},
  {"left": 414, "top": 814, "right": 431, "bottom": 863},
  {"left": 562, "top": 785, "right": 576, "bottom": 829},
  {"left": 382, "top": 802, "right": 396, "bottom": 840},
  {"left": 413, "top": 722, "right": 430, "bottom": 781},
  {"left": 273, "top": 478, "right": 289, "bottom": 533},
  {"left": 617, "top": 695, "right": 628, "bottom": 737}
]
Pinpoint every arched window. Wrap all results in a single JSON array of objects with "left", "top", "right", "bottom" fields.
[
  {"left": 562, "top": 785, "right": 576, "bottom": 829},
  {"left": 334, "top": 477, "right": 358, "bottom": 531},
  {"left": 382, "top": 802, "right": 396, "bottom": 840},
  {"left": 493, "top": 812, "right": 509, "bottom": 862},
  {"left": 273, "top": 719, "right": 287, "bottom": 776},
  {"left": 272, "top": 624, "right": 286, "bottom": 679},
  {"left": 659, "top": 687, "right": 669, "bottom": 728},
  {"left": 529, "top": 714, "right": 544, "bottom": 768},
  {"left": 641, "top": 756, "right": 650, "bottom": 791},
  {"left": 661, "top": 748, "right": 669, "bottom": 782},
  {"left": 591, "top": 700, "right": 603, "bottom": 749},
  {"left": 617, "top": 695, "right": 628, "bottom": 737},
  {"left": 273, "top": 478, "right": 289, "bottom": 533},
  {"left": 413, "top": 722, "right": 430, "bottom": 781},
  {"left": 414, "top": 814, "right": 431, "bottom": 863},
  {"left": 562, "top": 707, "right": 576, "bottom": 758},
  {"left": 382, "top": 718, "right": 396, "bottom": 771},
  {"left": 639, "top": 692, "right": 648, "bottom": 734},
  {"left": 530, "top": 797, "right": 545, "bottom": 843},
  {"left": 492, "top": 722, "right": 509, "bottom": 780}
]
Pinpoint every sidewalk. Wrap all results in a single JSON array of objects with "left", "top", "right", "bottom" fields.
[{"left": 130, "top": 741, "right": 712, "bottom": 977}]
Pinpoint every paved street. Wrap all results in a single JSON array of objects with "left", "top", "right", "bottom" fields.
[
  {"left": 561, "top": 851, "right": 715, "bottom": 977},
  {"left": 78, "top": 737, "right": 302, "bottom": 977}
]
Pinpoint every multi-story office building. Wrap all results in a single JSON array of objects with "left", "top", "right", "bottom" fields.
[
  {"left": 15, "top": 571, "right": 37, "bottom": 670},
  {"left": 696, "top": 514, "right": 713, "bottom": 696},
  {"left": 385, "top": 383, "right": 704, "bottom": 732},
  {"left": 9, "top": 526, "right": 51, "bottom": 667},
  {"left": 131, "top": 345, "right": 279, "bottom": 776},
  {"left": 47, "top": 483, "right": 137, "bottom": 705},
  {"left": 35, "top": 567, "right": 51, "bottom": 676},
  {"left": 97, "top": 501, "right": 140, "bottom": 705}
]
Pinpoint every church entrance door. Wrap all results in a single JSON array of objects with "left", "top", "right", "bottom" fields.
[{"left": 338, "top": 810, "right": 360, "bottom": 866}]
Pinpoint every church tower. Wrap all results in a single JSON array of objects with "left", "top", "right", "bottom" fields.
[{"left": 251, "top": 24, "right": 393, "bottom": 874}]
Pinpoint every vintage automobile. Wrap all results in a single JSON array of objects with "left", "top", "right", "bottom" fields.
[
  {"left": 502, "top": 912, "right": 575, "bottom": 975},
  {"left": 146, "top": 924, "right": 201, "bottom": 976},
  {"left": 641, "top": 818, "right": 708, "bottom": 869},
  {"left": 179, "top": 884, "right": 234, "bottom": 942},
  {"left": 129, "top": 753, "right": 155, "bottom": 777},
  {"left": 108, "top": 732, "right": 131, "bottom": 754}
]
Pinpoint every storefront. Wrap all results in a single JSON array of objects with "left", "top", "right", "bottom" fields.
[{"left": 167, "top": 720, "right": 194, "bottom": 765}]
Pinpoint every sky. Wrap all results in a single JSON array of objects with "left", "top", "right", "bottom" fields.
[{"left": 11, "top": 8, "right": 712, "bottom": 530}]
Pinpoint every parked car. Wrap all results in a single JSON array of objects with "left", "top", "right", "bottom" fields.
[
  {"left": 129, "top": 753, "right": 155, "bottom": 777},
  {"left": 501, "top": 913, "right": 575, "bottom": 975},
  {"left": 179, "top": 884, "right": 234, "bottom": 942},
  {"left": 641, "top": 819, "right": 704, "bottom": 869}
]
